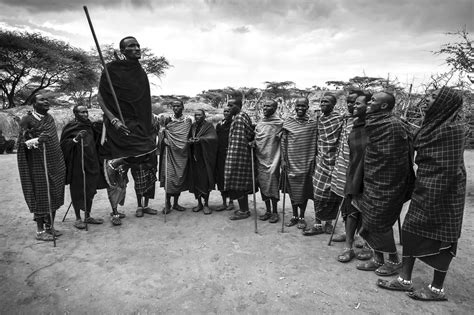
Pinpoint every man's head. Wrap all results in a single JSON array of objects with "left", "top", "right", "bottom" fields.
[
  {"left": 353, "top": 92, "right": 372, "bottom": 118},
  {"left": 73, "top": 105, "right": 89, "bottom": 123},
  {"left": 425, "top": 89, "right": 440, "bottom": 112},
  {"left": 367, "top": 91, "right": 395, "bottom": 114},
  {"left": 262, "top": 100, "right": 278, "bottom": 118},
  {"left": 347, "top": 90, "right": 364, "bottom": 115},
  {"left": 294, "top": 97, "right": 309, "bottom": 118},
  {"left": 223, "top": 108, "right": 231, "bottom": 121},
  {"left": 227, "top": 98, "right": 242, "bottom": 116},
  {"left": 320, "top": 94, "right": 337, "bottom": 116},
  {"left": 170, "top": 100, "right": 184, "bottom": 117},
  {"left": 32, "top": 93, "right": 51, "bottom": 115},
  {"left": 194, "top": 109, "right": 206, "bottom": 124},
  {"left": 119, "top": 36, "right": 141, "bottom": 60}
]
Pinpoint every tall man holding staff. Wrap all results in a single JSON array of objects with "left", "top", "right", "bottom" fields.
[{"left": 98, "top": 36, "right": 157, "bottom": 224}]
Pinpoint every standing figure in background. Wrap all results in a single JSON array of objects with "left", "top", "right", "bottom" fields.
[{"left": 215, "top": 108, "right": 234, "bottom": 211}]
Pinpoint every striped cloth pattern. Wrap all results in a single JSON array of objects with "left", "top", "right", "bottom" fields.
[
  {"left": 17, "top": 113, "right": 66, "bottom": 217},
  {"left": 255, "top": 114, "right": 283, "bottom": 200},
  {"left": 403, "top": 87, "right": 466, "bottom": 243},
  {"left": 281, "top": 116, "right": 318, "bottom": 205},
  {"left": 331, "top": 116, "right": 354, "bottom": 197},
  {"left": 224, "top": 112, "right": 255, "bottom": 192},
  {"left": 159, "top": 116, "right": 192, "bottom": 194},
  {"left": 313, "top": 111, "right": 343, "bottom": 200}
]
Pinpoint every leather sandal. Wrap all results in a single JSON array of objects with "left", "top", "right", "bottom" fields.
[
  {"left": 259, "top": 212, "right": 272, "bottom": 221},
  {"left": 337, "top": 248, "right": 355, "bottom": 263},
  {"left": 377, "top": 278, "right": 413, "bottom": 292},
  {"left": 36, "top": 231, "right": 54, "bottom": 241},
  {"left": 356, "top": 258, "right": 383, "bottom": 271},
  {"left": 407, "top": 285, "right": 447, "bottom": 301},
  {"left": 375, "top": 260, "right": 402, "bottom": 276}
]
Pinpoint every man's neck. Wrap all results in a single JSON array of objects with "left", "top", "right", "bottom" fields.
[{"left": 174, "top": 113, "right": 183, "bottom": 119}]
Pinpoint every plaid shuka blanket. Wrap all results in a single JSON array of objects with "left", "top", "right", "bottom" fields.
[
  {"left": 313, "top": 111, "right": 343, "bottom": 200},
  {"left": 224, "top": 111, "right": 255, "bottom": 192},
  {"left": 331, "top": 116, "right": 355, "bottom": 197},
  {"left": 255, "top": 114, "right": 283, "bottom": 200},
  {"left": 359, "top": 111, "right": 413, "bottom": 233},
  {"left": 403, "top": 87, "right": 466, "bottom": 243},
  {"left": 17, "top": 112, "right": 65, "bottom": 216}
]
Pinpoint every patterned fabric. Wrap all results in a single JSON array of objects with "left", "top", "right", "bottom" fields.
[
  {"left": 130, "top": 153, "right": 157, "bottom": 198},
  {"left": 359, "top": 111, "right": 413, "bottom": 233},
  {"left": 403, "top": 87, "right": 466, "bottom": 243},
  {"left": 255, "top": 114, "right": 283, "bottom": 200},
  {"left": 314, "top": 192, "right": 343, "bottom": 221},
  {"left": 224, "top": 111, "right": 255, "bottom": 193},
  {"left": 331, "top": 116, "right": 354, "bottom": 197},
  {"left": 345, "top": 118, "right": 368, "bottom": 196},
  {"left": 313, "top": 111, "right": 343, "bottom": 200},
  {"left": 281, "top": 115, "right": 318, "bottom": 205},
  {"left": 17, "top": 112, "right": 65, "bottom": 217},
  {"left": 215, "top": 119, "right": 232, "bottom": 191},
  {"left": 159, "top": 115, "right": 192, "bottom": 194}
]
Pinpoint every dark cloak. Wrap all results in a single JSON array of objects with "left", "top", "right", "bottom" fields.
[{"left": 215, "top": 119, "right": 232, "bottom": 191}]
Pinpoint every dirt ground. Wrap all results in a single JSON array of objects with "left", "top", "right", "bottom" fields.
[{"left": 0, "top": 151, "right": 473, "bottom": 314}]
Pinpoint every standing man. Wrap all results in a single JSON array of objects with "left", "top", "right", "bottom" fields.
[
  {"left": 98, "top": 36, "right": 157, "bottom": 224},
  {"left": 281, "top": 97, "right": 318, "bottom": 229},
  {"left": 225, "top": 98, "right": 255, "bottom": 221},
  {"left": 17, "top": 93, "right": 66, "bottom": 241},
  {"left": 0, "top": 129, "right": 15, "bottom": 154},
  {"left": 378, "top": 87, "right": 466, "bottom": 301},
  {"left": 355, "top": 92, "right": 413, "bottom": 276},
  {"left": 159, "top": 100, "right": 192, "bottom": 214},
  {"left": 253, "top": 100, "right": 283, "bottom": 223},
  {"left": 303, "top": 94, "right": 343, "bottom": 236},
  {"left": 60, "top": 105, "right": 104, "bottom": 229},
  {"left": 215, "top": 108, "right": 234, "bottom": 211},
  {"left": 188, "top": 109, "right": 218, "bottom": 214}
]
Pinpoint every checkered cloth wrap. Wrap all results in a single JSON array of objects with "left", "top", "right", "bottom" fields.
[
  {"left": 313, "top": 111, "right": 343, "bottom": 200},
  {"left": 131, "top": 161, "right": 157, "bottom": 198},
  {"left": 331, "top": 116, "right": 355, "bottom": 197},
  {"left": 403, "top": 87, "right": 466, "bottom": 243},
  {"left": 359, "top": 111, "right": 413, "bottom": 233},
  {"left": 159, "top": 116, "right": 192, "bottom": 194},
  {"left": 281, "top": 116, "right": 318, "bottom": 205},
  {"left": 255, "top": 114, "right": 283, "bottom": 200},
  {"left": 17, "top": 113, "right": 65, "bottom": 217},
  {"left": 224, "top": 112, "right": 255, "bottom": 192}
]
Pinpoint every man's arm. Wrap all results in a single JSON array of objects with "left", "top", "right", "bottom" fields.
[{"left": 97, "top": 93, "right": 130, "bottom": 135}]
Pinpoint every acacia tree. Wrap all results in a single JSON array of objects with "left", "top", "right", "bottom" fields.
[{"left": 0, "top": 30, "right": 93, "bottom": 108}]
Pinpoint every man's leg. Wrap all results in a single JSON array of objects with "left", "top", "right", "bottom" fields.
[
  {"left": 203, "top": 194, "right": 212, "bottom": 215},
  {"left": 173, "top": 193, "right": 186, "bottom": 211},
  {"left": 269, "top": 198, "right": 279, "bottom": 223},
  {"left": 136, "top": 194, "right": 144, "bottom": 217},
  {"left": 259, "top": 194, "right": 272, "bottom": 221},
  {"left": 229, "top": 194, "right": 251, "bottom": 220},
  {"left": 296, "top": 201, "right": 308, "bottom": 229},
  {"left": 285, "top": 202, "right": 299, "bottom": 227},
  {"left": 34, "top": 216, "right": 54, "bottom": 241},
  {"left": 193, "top": 194, "right": 204, "bottom": 212},
  {"left": 337, "top": 214, "right": 358, "bottom": 262}
]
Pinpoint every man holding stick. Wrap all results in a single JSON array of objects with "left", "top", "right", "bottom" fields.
[{"left": 17, "top": 93, "right": 66, "bottom": 241}]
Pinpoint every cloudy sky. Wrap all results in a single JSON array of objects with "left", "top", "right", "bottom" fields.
[{"left": 0, "top": 0, "right": 472, "bottom": 96}]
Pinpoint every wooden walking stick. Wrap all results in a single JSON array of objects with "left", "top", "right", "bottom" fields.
[
  {"left": 81, "top": 138, "right": 88, "bottom": 231},
  {"left": 83, "top": 6, "right": 125, "bottom": 124},
  {"left": 328, "top": 197, "right": 345, "bottom": 246},
  {"left": 61, "top": 201, "right": 72, "bottom": 222},
  {"left": 164, "top": 146, "right": 169, "bottom": 223},
  {"left": 281, "top": 168, "right": 287, "bottom": 233},
  {"left": 250, "top": 146, "right": 258, "bottom": 234},
  {"left": 42, "top": 142, "right": 56, "bottom": 247},
  {"left": 398, "top": 217, "right": 403, "bottom": 245}
]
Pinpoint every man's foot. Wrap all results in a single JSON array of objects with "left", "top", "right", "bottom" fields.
[
  {"left": 285, "top": 217, "right": 298, "bottom": 227},
  {"left": 74, "top": 219, "right": 86, "bottom": 230},
  {"left": 356, "top": 247, "right": 373, "bottom": 260},
  {"left": 173, "top": 205, "right": 187, "bottom": 211},
  {"left": 84, "top": 217, "right": 104, "bottom": 224},
  {"left": 203, "top": 206, "right": 212, "bottom": 215},
  {"left": 162, "top": 205, "right": 172, "bottom": 214},
  {"left": 377, "top": 277, "right": 413, "bottom": 292},
  {"left": 375, "top": 260, "right": 402, "bottom": 277},
  {"left": 297, "top": 218, "right": 307, "bottom": 229},
  {"left": 226, "top": 203, "right": 235, "bottom": 211},
  {"left": 142, "top": 207, "right": 158, "bottom": 215},
  {"left": 354, "top": 239, "right": 365, "bottom": 248},
  {"left": 332, "top": 233, "right": 346, "bottom": 242},
  {"left": 192, "top": 205, "right": 203, "bottom": 212},
  {"left": 269, "top": 213, "right": 280, "bottom": 223},
  {"left": 356, "top": 258, "right": 383, "bottom": 271},
  {"left": 229, "top": 210, "right": 250, "bottom": 220},
  {"left": 45, "top": 228, "right": 62, "bottom": 237},
  {"left": 302, "top": 224, "right": 325, "bottom": 236},
  {"left": 407, "top": 285, "right": 447, "bottom": 301},
  {"left": 36, "top": 231, "right": 54, "bottom": 241},
  {"left": 136, "top": 207, "right": 144, "bottom": 217},
  {"left": 111, "top": 214, "right": 122, "bottom": 226},
  {"left": 110, "top": 212, "right": 126, "bottom": 219},
  {"left": 215, "top": 205, "right": 227, "bottom": 212},
  {"left": 337, "top": 248, "right": 355, "bottom": 263},
  {"left": 259, "top": 212, "right": 272, "bottom": 221},
  {"left": 324, "top": 222, "right": 334, "bottom": 234}
]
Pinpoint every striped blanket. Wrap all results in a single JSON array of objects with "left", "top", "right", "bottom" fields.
[
  {"left": 255, "top": 114, "right": 283, "bottom": 200},
  {"left": 331, "top": 116, "right": 354, "bottom": 197}
]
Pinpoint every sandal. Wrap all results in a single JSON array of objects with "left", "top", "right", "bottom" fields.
[
  {"left": 297, "top": 218, "right": 307, "bottom": 229},
  {"left": 259, "top": 212, "right": 272, "bottom": 221},
  {"left": 162, "top": 206, "right": 172, "bottom": 214},
  {"left": 45, "top": 228, "right": 62, "bottom": 237},
  {"left": 111, "top": 214, "right": 122, "bottom": 226},
  {"left": 356, "top": 258, "right": 383, "bottom": 271},
  {"left": 142, "top": 207, "right": 158, "bottom": 215},
  {"left": 407, "top": 285, "right": 447, "bottom": 301},
  {"left": 226, "top": 203, "right": 235, "bottom": 211},
  {"left": 269, "top": 213, "right": 280, "bottom": 223},
  {"left": 74, "top": 220, "right": 86, "bottom": 230},
  {"left": 356, "top": 247, "right": 373, "bottom": 260},
  {"left": 173, "top": 205, "right": 187, "bottom": 212},
  {"left": 192, "top": 205, "right": 203, "bottom": 212},
  {"left": 110, "top": 211, "right": 126, "bottom": 219},
  {"left": 36, "top": 231, "right": 54, "bottom": 241},
  {"left": 324, "top": 222, "right": 334, "bottom": 234},
  {"left": 203, "top": 206, "right": 212, "bottom": 215},
  {"left": 84, "top": 217, "right": 104, "bottom": 224},
  {"left": 302, "top": 224, "right": 325, "bottom": 236},
  {"left": 285, "top": 217, "right": 298, "bottom": 227},
  {"left": 375, "top": 260, "right": 402, "bottom": 277},
  {"left": 332, "top": 234, "right": 346, "bottom": 242},
  {"left": 215, "top": 205, "right": 226, "bottom": 212},
  {"left": 229, "top": 210, "right": 250, "bottom": 220},
  {"left": 354, "top": 239, "right": 365, "bottom": 248},
  {"left": 337, "top": 248, "right": 355, "bottom": 263},
  {"left": 377, "top": 278, "right": 413, "bottom": 292}
]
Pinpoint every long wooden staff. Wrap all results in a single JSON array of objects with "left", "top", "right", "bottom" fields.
[
  {"left": 81, "top": 138, "right": 88, "bottom": 231},
  {"left": 250, "top": 146, "right": 258, "bottom": 234},
  {"left": 43, "top": 142, "right": 56, "bottom": 247},
  {"left": 83, "top": 6, "right": 124, "bottom": 124},
  {"left": 328, "top": 197, "right": 345, "bottom": 246},
  {"left": 281, "top": 130, "right": 289, "bottom": 233},
  {"left": 164, "top": 146, "right": 169, "bottom": 223}
]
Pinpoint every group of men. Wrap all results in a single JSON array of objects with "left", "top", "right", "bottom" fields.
[{"left": 16, "top": 36, "right": 466, "bottom": 302}]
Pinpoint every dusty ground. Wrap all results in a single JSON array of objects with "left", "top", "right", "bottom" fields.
[{"left": 0, "top": 151, "right": 473, "bottom": 314}]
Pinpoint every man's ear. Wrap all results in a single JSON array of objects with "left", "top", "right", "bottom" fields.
[{"left": 380, "top": 102, "right": 389, "bottom": 110}]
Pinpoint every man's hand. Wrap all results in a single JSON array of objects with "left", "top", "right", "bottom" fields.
[
  {"left": 75, "top": 130, "right": 88, "bottom": 140},
  {"left": 38, "top": 134, "right": 48, "bottom": 144},
  {"left": 248, "top": 140, "right": 256, "bottom": 148},
  {"left": 112, "top": 119, "right": 131, "bottom": 136},
  {"left": 163, "top": 138, "right": 170, "bottom": 146}
]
